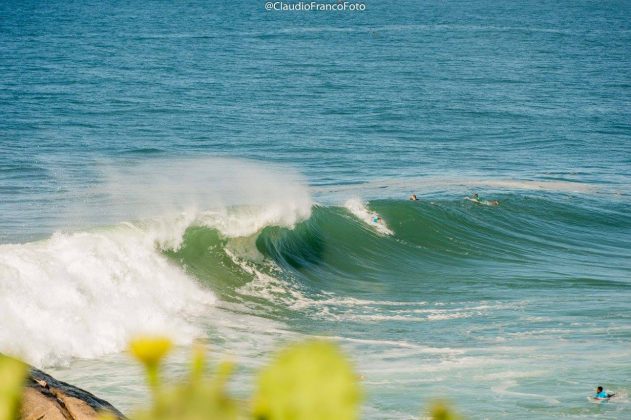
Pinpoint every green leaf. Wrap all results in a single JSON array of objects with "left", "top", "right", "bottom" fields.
[{"left": 253, "top": 340, "right": 361, "bottom": 420}]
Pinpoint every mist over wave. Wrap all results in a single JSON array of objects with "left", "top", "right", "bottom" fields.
[
  {"left": 0, "top": 158, "right": 315, "bottom": 366},
  {"left": 68, "top": 157, "right": 314, "bottom": 241}
]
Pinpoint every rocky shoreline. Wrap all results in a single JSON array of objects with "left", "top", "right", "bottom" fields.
[{"left": 19, "top": 359, "right": 124, "bottom": 420}]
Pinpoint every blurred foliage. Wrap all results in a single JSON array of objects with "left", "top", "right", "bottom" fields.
[
  {"left": 127, "top": 337, "right": 361, "bottom": 420},
  {"left": 428, "top": 401, "right": 460, "bottom": 420},
  {"left": 127, "top": 338, "right": 238, "bottom": 420},
  {"left": 4, "top": 336, "right": 459, "bottom": 420},
  {"left": 0, "top": 355, "right": 28, "bottom": 420},
  {"left": 252, "top": 340, "right": 361, "bottom": 420}
]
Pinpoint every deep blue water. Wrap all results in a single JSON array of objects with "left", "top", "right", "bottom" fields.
[{"left": 1, "top": 1, "right": 631, "bottom": 418}]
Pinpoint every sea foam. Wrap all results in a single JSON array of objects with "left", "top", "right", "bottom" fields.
[{"left": 0, "top": 225, "right": 213, "bottom": 367}]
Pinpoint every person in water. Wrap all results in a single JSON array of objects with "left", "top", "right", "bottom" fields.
[
  {"left": 409, "top": 194, "right": 418, "bottom": 201},
  {"left": 469, "top": 193, "right": 500, "bottom": 206},
  {"left": 594, "top": 386, "right": 614, "bottom": 399}
]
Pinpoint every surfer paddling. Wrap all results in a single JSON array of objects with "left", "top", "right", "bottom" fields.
[{"left": 467, "top": 193, "right": 499, "bottom": 206}]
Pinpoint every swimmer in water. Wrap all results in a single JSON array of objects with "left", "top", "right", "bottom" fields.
[
  {"left": 594, "top": 386, "right": 614, "bottom": 400},
  {"left": 409, "top": 194, "right": 418, "bottom": 201}
]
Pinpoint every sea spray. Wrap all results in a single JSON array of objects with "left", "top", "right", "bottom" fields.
[{"left": 64, "top": 157, "right": 314, "bottom": 237}]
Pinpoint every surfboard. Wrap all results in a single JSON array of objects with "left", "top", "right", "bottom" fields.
[{"left": 589, "top": 394, "right": 615, "bottom": 403}]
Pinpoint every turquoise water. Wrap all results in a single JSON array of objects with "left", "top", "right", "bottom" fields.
[{"left": 1, "top": 1, "right": 631, "bottom": 418}]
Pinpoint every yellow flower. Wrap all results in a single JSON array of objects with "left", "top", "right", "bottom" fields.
[
  {"left": 129, "top": 336, "right": 173, "bottom": 396},
  {"left": 129, "top": 336, "right": 173, "bottom": 368}
]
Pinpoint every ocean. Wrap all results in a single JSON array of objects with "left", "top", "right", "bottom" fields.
[{"left": 1, "top": 0, "right": 630, "bottom": 418}]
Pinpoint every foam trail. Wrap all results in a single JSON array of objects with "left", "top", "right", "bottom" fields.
[
  {"left": 0, "top": 224, "right": 214, "bottom": 368},
  {"left": 344, "top": 198, "right": 393, "bottom": 235}
]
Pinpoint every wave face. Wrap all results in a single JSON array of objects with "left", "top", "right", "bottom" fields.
[{"left": 171, "top": 195, "right": 631, "bottom": 303}]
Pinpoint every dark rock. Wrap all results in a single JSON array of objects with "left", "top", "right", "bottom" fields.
[
  {"left": 25, "top": 367, "right": 125, "bottom": 419},
  {"left": 0, "top": 352, "right": 127, "bottom": 420}
]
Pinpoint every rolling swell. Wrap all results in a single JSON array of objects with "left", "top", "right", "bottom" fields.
[{"left": 170, "top": 195, "right": 631, "bottom": 307}]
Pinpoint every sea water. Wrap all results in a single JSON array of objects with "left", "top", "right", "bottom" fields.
[{"left": 1, "top": 1, "right": 630, "bottom": 418}]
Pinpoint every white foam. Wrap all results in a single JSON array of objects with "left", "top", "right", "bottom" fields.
[
  {"left": 0, "top": 224, "right": 215, "bottom": 367},
  {"left": 195, "top": 203, "right": 311, "bottom": 239},
  {"left": 318, "top": 336, "right": 465, "bottom": 355},
  {"left": 344, "top": 198, "right": 393, "bottom": 235},
  {"left": 312, "top": 296, "right": 429, "bottom": 307},
  {"left": 228, "top": 249, "right": 313, "bottom": 310},
  {"left": 492, "top": 379, "right": 560, "bottom": 404}
]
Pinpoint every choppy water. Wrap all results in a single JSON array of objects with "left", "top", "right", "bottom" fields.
[{"left": 1, "top": 1, "right": 630, "bottom": 418}]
